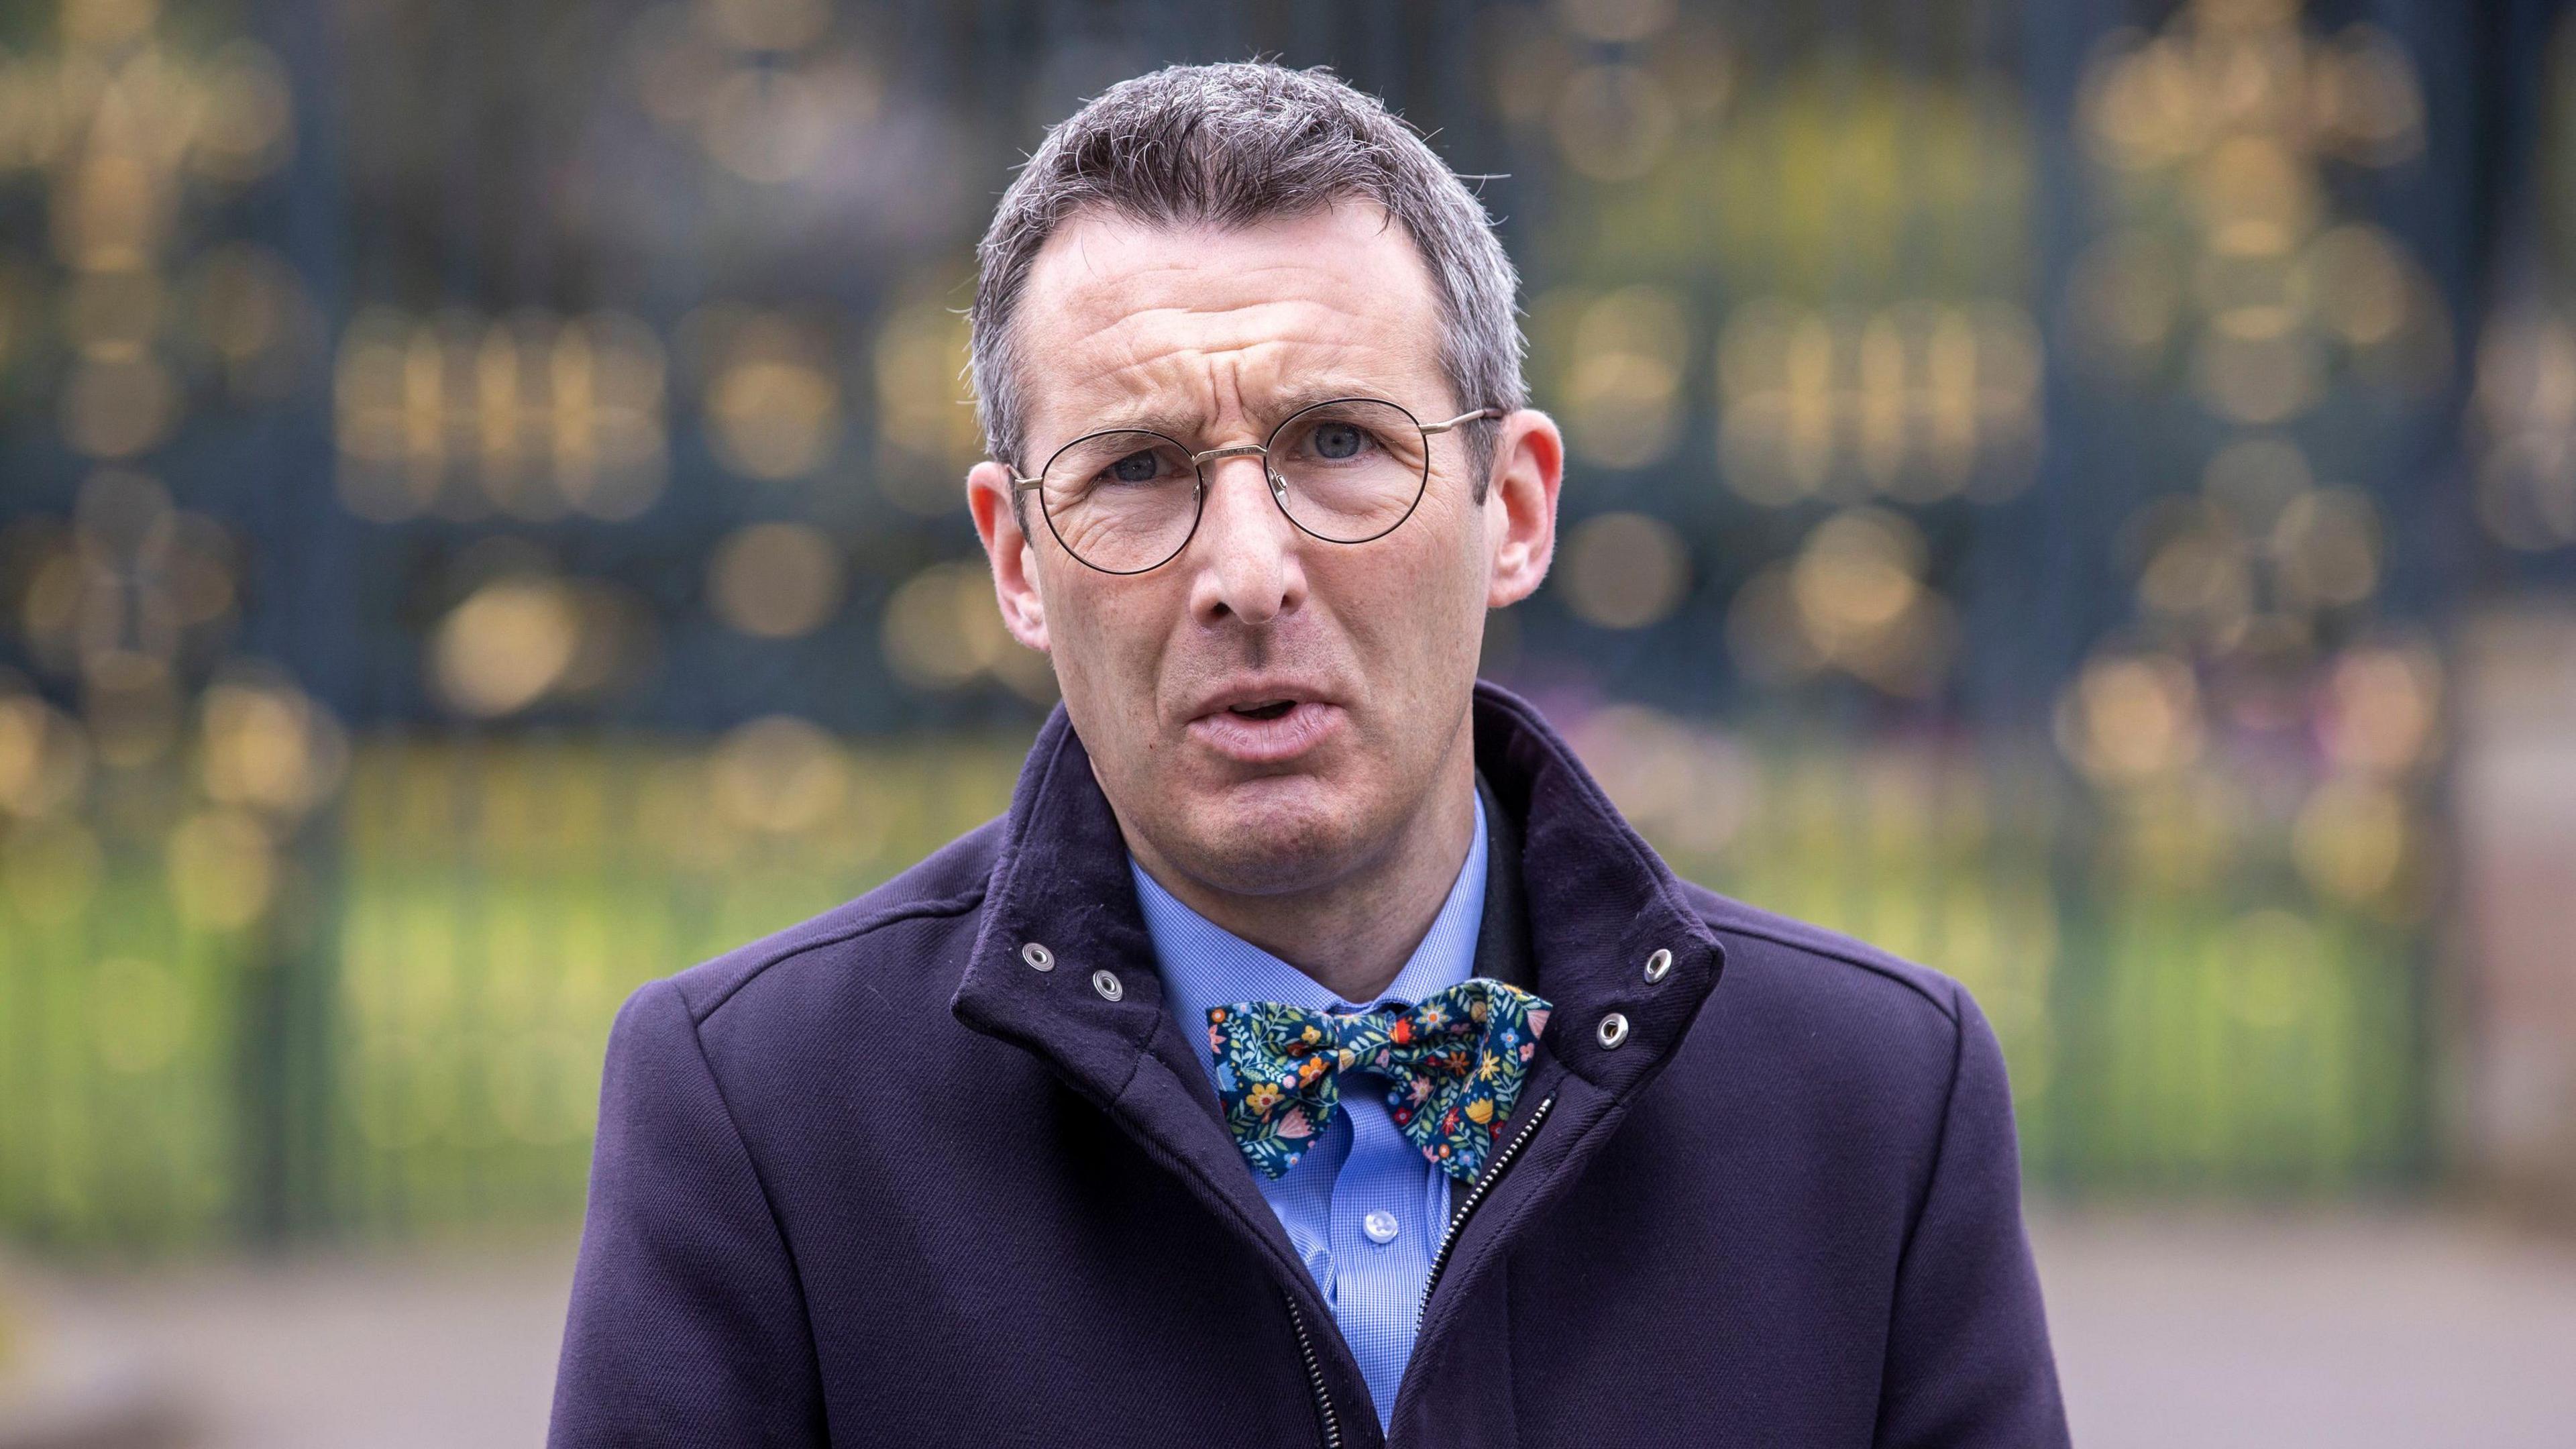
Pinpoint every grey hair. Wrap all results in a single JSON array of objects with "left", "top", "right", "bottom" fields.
[{"left": 969, "top": 61, "right": 1526, "bottom": 514}]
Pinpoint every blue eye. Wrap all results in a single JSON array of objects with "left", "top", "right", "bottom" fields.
[
  {"left": 1108, "top": 450, "right": 1162, "bottom": 483},
  {"left": 1312, "top": 423, "right": 1367, "bottom": 460}
]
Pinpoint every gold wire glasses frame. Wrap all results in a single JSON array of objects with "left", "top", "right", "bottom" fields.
[{"left": 1010, "top": 396, "right": 1505, "bottom": 576}]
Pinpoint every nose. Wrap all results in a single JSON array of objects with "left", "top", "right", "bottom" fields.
[{"left": 1185, "top": 451, "right": 1305, "bottom": 627}]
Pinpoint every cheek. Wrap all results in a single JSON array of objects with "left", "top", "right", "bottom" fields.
[
  {"left": 1040, "top": 572, "right": 1173, "bottom": 716},
  {"left": 1330, "top": 513, "right": 1486, "bottom": 681},
  {"left": 1405, "top": 486, "right": 1490, "bottom": 620}
]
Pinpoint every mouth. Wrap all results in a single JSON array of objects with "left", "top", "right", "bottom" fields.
[{"left": 1185, "top": 686, "right": 1346, "bottom": 765}]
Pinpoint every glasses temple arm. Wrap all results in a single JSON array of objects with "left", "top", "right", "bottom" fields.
[{"left": 1420, "top": 407, "right": 1506, "bottom": 435}]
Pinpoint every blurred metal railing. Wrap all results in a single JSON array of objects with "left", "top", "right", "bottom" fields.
[{"left": 0, "top": 717, "right": 2432, "bottom": 1249}]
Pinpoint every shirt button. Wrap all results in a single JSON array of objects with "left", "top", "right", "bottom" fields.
[{"left": 1362, "top": 1210, "right": 1399, "bottom": 1244}]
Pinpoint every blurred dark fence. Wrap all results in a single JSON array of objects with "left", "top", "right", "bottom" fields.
[{"left": 5, "top": 0, "right": 2575, "bottom": 1248}]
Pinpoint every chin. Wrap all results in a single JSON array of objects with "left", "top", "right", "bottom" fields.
[{"left": 1167, "top": 775, "right": 1369, "bottom": 896}]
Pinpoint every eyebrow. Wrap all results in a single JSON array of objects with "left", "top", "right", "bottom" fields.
[{"left": 1084, "top": 378, "right": 1417, "bottom": 445}]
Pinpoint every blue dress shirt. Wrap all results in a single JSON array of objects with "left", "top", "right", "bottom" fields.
[{"left": 1132, "top": 787, "right": 1488, "bottom": 1437}]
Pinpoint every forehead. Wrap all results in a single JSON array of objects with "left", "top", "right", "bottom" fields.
[{"left": 1012, "top": 201, "right": 1448, "bottom": 450}]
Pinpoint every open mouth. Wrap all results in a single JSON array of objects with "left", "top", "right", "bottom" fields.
[{"left": 1188, "top": 692, "right": 1344, "bottom": 763}]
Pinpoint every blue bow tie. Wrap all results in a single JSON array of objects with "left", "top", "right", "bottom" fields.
[{"left": 1205, "top": 977, "right": 1552, "bottom": 1183}]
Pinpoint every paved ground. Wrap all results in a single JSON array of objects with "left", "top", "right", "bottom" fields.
[
  {"left": 5, "top": 1205, "right": 2573, "bottom": 1446},
  {"left": 2033, "top": 1205, "right": 2576, "bottom": 1449}
]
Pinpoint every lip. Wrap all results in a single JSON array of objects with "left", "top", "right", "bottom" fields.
[{"left": 1183, "top": 682, "right": 1347, "bottom": 765}]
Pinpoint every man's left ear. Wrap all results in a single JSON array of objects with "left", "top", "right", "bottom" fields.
[{"left": 1484, "top": 409, "right": 1563, "bottom": 608}]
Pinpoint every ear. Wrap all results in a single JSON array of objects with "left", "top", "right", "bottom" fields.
[
  {"left": 968, "top": 460, "right": 1051, "bottom": 653},
  {"left": 1483, "top": 409, "right": 1563, "bottom": 608}
]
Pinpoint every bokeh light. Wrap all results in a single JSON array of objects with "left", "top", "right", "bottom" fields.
[
  {"left": 429, "top": 578, "right": 582, "bottom": 718},
  {"left": 198, "top": 667, "right": 348, "bottom": 818},
  {"left": 1716, "top": 299, "right": 2041, "bottom": 505},
  {"left": 1563, "top": 702, "right": 1755, "bottom": 857},
  {"left": 879, "top": 559, "right": 1052, "bottom": 701},
  {"left": 708, "top": 521, "right": 845, "bottom": 638},
  {"left": 335, "top": 308, "right": 669, "bottom": 522},
  {"left": 873, "top": 287, "right": 984, "bottom": 514},
  {"left": 1727, "top": 506, "right": 1958, "bottom": 697},
  {"left": 2319, "top": 640, "right": 2443, "bottom": 776},
  {"left": 165, "top": 805, "right": 276, "bottom": 930},
  {"left": 692, "top": 308, "right": 841, "bottom": 482},
  {"left": 1553, "top": 285, "right": 1690, "bottom": 470},
  {"left": 2055, "top": 651, "right": 2207, "bottom": 785},
  {"left": 629, "top": 0, "right": 882, "bottom": 185},
  {"left": 0, "top": 682, "right": 92, "bottom": 817},
  {"left": 2069, "top": 0, "right": 2449, "bottom": 426},
  {"left": 1559, "top": 511, "right": 1690, "bottom": 629},
  {"left": 709, "top": 713, "right": 849, "bottom": 835}
]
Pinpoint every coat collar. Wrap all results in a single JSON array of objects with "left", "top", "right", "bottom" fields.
[{"left": 951, "top": 680, "right": 1724, "bottom": 1116}]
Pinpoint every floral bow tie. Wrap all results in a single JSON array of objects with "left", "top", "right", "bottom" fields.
[{"left": 1207, "top": 977, "right": 1552, "bottom": 1185}]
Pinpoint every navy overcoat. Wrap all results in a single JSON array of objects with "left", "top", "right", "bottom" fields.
[{"left": 550, "top": 682, "right": 2071, "bottom": 1446}]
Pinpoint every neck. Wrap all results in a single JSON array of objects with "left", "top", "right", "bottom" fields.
[{"left": 1123, "top": 757, "right": 1481, "bottom": 1005}]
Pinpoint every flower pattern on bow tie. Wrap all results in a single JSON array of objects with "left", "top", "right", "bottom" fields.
[{"left": 1208, "top": 977, "right": 1552, "bottom": 1184}]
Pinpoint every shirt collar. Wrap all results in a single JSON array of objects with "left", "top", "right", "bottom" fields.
[{"left": 1136, "top": 786, "right": 1489, "bottom": 1071}]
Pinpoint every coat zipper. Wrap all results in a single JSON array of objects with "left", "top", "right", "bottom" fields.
[
  {"left": 1278, "top": 1091, "right": 1558, "bottom": 1448},
  {"left": 1280, "top": 1287, "right": 1343, "bottom": 1449},
  {"left": 1415, "top": 1091, "right": 1557, "bottom": 1330}
]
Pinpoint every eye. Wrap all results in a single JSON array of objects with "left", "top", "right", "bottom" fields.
[
  {"left": 1310, "top": 421, "right": 1371, "bottom": 461},
  {"left": 1106, "top": 449, "right": 1164, "bottom": 484}
]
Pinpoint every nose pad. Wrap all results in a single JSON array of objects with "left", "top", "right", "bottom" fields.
[
  {"left": 1201, "top": 453, "right": 1281, "bottom": 511},
  {"left": 1190, "top": 453, "right": 1299, "bottom": 584}
]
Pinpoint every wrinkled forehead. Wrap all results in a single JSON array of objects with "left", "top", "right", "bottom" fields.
[{"left": 1011, "top": 201, "right": 1450, "bottom": 459}]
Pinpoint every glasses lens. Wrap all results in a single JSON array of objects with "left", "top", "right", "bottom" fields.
[
  {"left": 1038, "top": 431, "right": 1199, "bottom": 572},
  {"left": 1269, "top": 400, "right": 1430, "bottom": 543}
]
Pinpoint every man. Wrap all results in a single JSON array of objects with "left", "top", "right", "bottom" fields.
[{"left": 551, "top": 62, "right": 2069, "bottom": 1448}]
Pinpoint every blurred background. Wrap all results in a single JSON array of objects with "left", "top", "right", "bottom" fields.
[{"left": 2, "top": 0, "right": 2575, "bottom": 1443}]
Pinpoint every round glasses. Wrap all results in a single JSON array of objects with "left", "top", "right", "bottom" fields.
[{"left": 1011, "top": 397, "right": 1503, "bottom": 575}]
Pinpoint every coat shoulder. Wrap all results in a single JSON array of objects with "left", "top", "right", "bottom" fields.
[
  {"left": 1660, "top": 878, "right": 1985, "bottom": 1176},
  {"left": 1678, "top": 877, "right": 1965, "bottom": 1030},
  {"left": 655, "top": 815, "right": 1006, "bottom": 1026},
  {"left": 1666, "top": 877, "right": 1980, "bottom": 1115}
]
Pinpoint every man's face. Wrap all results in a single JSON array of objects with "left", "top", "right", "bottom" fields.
[{"left": 969, "top": 202, "right": 1554, "bottom": 898}]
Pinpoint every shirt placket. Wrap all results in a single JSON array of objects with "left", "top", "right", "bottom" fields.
[{"left": 1317, "top": 1010, "right": 1451, "bottom": 1428}]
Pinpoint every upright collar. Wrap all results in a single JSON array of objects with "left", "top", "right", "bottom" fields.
[
  {"left": 952, "top": 678, "right": 1725, "bottom": 1122},
  {"left": 1466, "top": 767, "right": 1534, "bottom": 993},
  {"left": 1135, "top": 785, "right": 1489, "bottom": 1081}
]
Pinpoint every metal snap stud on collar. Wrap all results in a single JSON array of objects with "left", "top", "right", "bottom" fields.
[
  {"left": 1021, "top": 941, "right": 1055, "bottom": 971},
  {"left": 1643, "top": 948, "right": 1674, "bottom": 983},
  {"left": 1091, "top": 968, "right": 1124, "bottom": 1002},
  {"left": 1597, "top": 1012, "right": 1630, "bottom": 1049}
]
